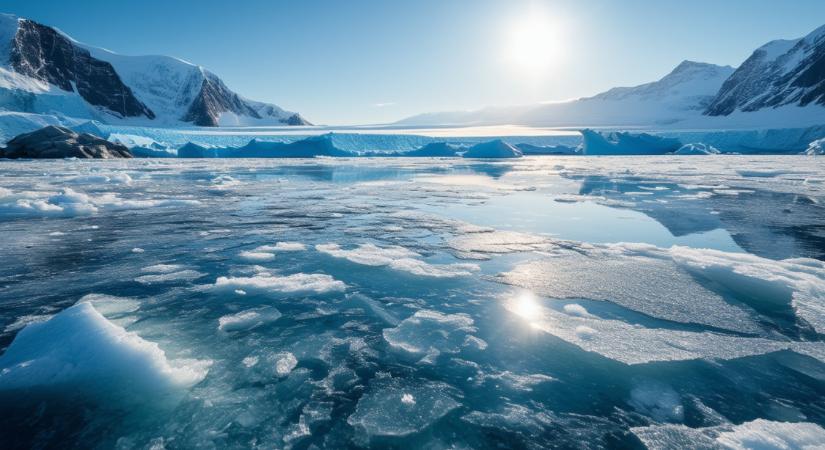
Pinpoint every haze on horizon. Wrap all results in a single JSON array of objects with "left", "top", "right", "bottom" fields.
[{"left": 5, "top": 0, "right": 825, "bottom": 125}]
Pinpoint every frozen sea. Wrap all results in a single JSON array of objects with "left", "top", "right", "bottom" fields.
[{"left": 0, "top": 156, "right": 824, "bottom": 449}]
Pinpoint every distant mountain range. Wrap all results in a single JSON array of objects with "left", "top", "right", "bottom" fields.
[
  {"left": 0, "top": 14, "right": 309, "bottom": 127},
  {"left": 399, "top": 24, "right": 825, "bottom": 128}
]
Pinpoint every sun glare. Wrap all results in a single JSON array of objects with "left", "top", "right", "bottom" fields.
[
  {"left": 506, "top": 11, "right": 564, "bottom": 74},
  {"left": 511, "top": 291, "right": 542, "bottom": 321}
]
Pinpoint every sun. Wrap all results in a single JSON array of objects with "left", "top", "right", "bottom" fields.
[{"left": 505, "top": 11, "right": 564, "bottom": 74}]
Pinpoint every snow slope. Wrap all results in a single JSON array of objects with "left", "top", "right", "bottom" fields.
[
  {"left": 399, "top": 61, "right": 735, "bottom": 128},
  {"left": 0, "top": 13, "right": 308, "bottom": 128},
  {"left": 398, "top": 23, "right": 825, "bottom": 129}
]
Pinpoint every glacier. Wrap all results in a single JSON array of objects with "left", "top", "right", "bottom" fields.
[{"left": 0, "top": 156, "right": 824, "bottom": 448}]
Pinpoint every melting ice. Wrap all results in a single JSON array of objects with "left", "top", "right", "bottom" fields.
[{"left": 0, "top": 156, "right": 824, "bottom": 448}]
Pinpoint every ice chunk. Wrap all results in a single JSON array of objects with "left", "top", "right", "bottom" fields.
[
  {"left": 716, "top": 419, "right": 825, "bottom": 449},
  {"left": 135, "top": 269, "right": 205, "bottom": 284},
  {"left": 668, "top": 246, "right": 825, "bottom": 335},
  {"left": 214, "top": 272, "right": 346, "bottom": 294},
  {"left": 632, "top": 419, "right": 825, "bottom": 450},
  {"left": 317, "top": 243, "right": 479, "bottom": 277},
  {"left": 479, "top": 371, "right": 555, "bottom": 392},
  {"left": 347, "top": 378, "right": 460, "bottom": 437},
  {"left": 218, "top": 307, "right": 282, "bottom": 332},
  {"left": 563, "top": 303, "right": 595, "bottom": 318},
  {"left": 0, "top": 187, "right": 200, "bottom": 219},
  {"left": 238, "top": 250, "right": 276, "bottom": 262},
  {"left": 629, "top": 382, "right": 684, "bottom": 422},
  {"left": 0, "top": 188, "right": 98, "bottom": 218},
  {"left": 383, "top": 310, "right": 482, "bottom": 362},
  {"left": 805, "top": 137, "right": 824, "bottom": 155},
  {"left": 141, "top": 263, "right": 184, "bottom": 273},
  {"left": 275, "top": 352, "right": 298, "bottom": 376},
  {"left": 581, "top": 129, "right": 682, "bottom": 155},
  {"left": 674, "top": 143, "right": 721, "bottom": 155},
  {"left": 0, "top": 303, "right": 211, "bottom": 401},
  {"left": 462, "top": 139, "right": 523, "bottom": 158},
  {"left": 255, "top": 241, "right": 307, "bottom": 252}
]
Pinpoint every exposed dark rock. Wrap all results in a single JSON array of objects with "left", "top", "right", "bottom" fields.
[
  {"left": 706, "top": 24, "right": 825, "bottom": 116},
  {"left": 10, "top": 19, "right": 154, "bottom": 119},
  {"left": 1, "top": 126, "right": 132, "bottom": 159},
  {"left": 283, "top": 113, "right": 311, "bottom": 126},
  {"left": 182, "top": 73, "right": 259, "bottom": 126}
]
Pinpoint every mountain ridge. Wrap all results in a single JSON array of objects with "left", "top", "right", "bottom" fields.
[
  {"left": 397, "top": 23, "right": 825, "bottom": 128},
  {"left": 0, "top": 13, "right": 310, "bottom": 127}
]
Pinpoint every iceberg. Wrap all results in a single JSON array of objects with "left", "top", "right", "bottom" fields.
[
  {"left": 462, "top": 139, "right": 523, "bottom": 158},
  {"left": 0, "top": 302, "right": 211, "bottom": 402},
  {"left": 580, "top": 129, "right": 682, "bottom": 155},
  {"left": 177, "top": 142, "right": 223, "bottom": 158},
  {"left": 228, "top": 134, "right": 351, "bottom": 158}
]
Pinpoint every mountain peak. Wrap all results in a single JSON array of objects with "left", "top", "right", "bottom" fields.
[
  {"left": 0, "top": 14, "right": 309, "bottom": 127},
  {"left": 705, "top": 22, "right": 825, "bottom": 116}
]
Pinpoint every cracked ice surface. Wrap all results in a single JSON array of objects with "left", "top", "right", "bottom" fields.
[{"left": 0, "top": 157, "right": 824, "bottom": 449}]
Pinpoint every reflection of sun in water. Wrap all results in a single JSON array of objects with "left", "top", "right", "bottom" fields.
[{"left": 511, "top": 291, "right": 541, "bottom": 321}]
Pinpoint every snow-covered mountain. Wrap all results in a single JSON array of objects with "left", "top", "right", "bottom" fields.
[
  {"left": 705, "top": 24, "right": 825, "bottom": 116},
  {"left": 398, "top": 61, "right": 735, "bottom": 127},
  {"left": 0, "top": 14, "right": 309, "bottom": 127},
  {"left": 399, "top": 23, "right": 825, "bottom": 129}
]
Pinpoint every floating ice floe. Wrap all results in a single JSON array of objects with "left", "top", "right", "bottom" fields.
[
  {"left": 668, "top": 246, "right": 825, "bottom": 335},
  {"left": 0, "top": 303, "right": 211, "bottom": 402},
  {"left": 238, "top": 250, "right": 276, "bottom": 262},
  {"left": 632, "top": 419, "right": 825, "bottom": 450},
  {"left": 218, "top": 307, "right": 282, "bottom": 332},
  {"left": 383, "top": 309, "right": 485, "bottom": 363},
  {"left": 347, "top": 377, "right": 461, "bottom": 437},
  {"left": 66, "top": 171, "right": 133, "bottom": 185},
  {"left": 448, "top": 230, "right": 556, "bottom": 258},
  {"left": 135, "top": 265, "right": 205, "bottom": 284},
  {"left": 477, "top": 371, "right": 555, "bottom": 392},
  {"left": 214, "top": 272, "right": 346, "bottom": 294},
  {"left": 316, "top": 243, "right": 479, "bottom": 277},
  {"left": 257, "top": 241, "right": 307, "bottom": 252},
  {"left": 501, "top": 292, "right": 825, "bottom": 365},
  {"left": 495, "top": 239, "right": 825, "bottom": 363},
  {"left": 0, "top": 187, "right": 200, "bottom": 219},
  {"left": 496, "top": 250, "right": 764, "bottom": 334}
]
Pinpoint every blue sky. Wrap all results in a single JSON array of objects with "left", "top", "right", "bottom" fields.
[{"left": 5, "top": 0, "right": 825, "bottom": 125}]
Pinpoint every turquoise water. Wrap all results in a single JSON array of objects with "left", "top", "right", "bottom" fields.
[{"left": 0, "top": 157, "right": 823, "bottom": 449}]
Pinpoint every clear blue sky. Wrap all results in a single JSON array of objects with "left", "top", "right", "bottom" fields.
[{"left": 5, "top": 0, "right": 825, "bottom": 125}]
